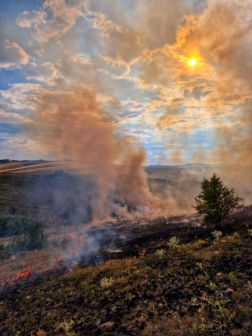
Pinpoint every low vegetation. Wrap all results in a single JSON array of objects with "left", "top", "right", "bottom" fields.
[
  {"left": 0, "top": 215, "right": 47, "bottom": 259},
  {"left": 1, "top": 218, "right": 252, "bottom": 335}
]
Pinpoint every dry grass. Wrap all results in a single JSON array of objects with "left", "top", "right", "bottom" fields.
[
  {"left": 0, "top": 246, "right": 63, "bottom": 284},
  {"left": 2, "top": 221, "right": 252, "bottom": 335}
]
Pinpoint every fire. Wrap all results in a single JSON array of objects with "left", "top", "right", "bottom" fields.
[
  {"left": 2, "top": 267, "right": 33, "bottom": 286},
  {"left": 12, "top": 268, "right": 32, "bottom": 282},
  {"left": 2, "top": 222, "right": 93, "bottom": 287}
]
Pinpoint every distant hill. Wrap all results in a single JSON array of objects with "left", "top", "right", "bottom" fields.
[
  {"left": 147, "top": 163, "right": 221, "bottom": 169},
  {"left": 0, "top": 159, "right": 49, "bottom": 165}
]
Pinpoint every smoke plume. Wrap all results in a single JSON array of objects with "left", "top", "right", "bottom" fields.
[
  {"left": 20, "top": 0, "right": 252, "bottom": 221},
  {"left": 24, "top": 85, "right": 166, "bottom": 220}
]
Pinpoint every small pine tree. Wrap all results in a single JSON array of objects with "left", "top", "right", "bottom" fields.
[{"left": 193, "top": 173, "right": 244, "bottom": 229}]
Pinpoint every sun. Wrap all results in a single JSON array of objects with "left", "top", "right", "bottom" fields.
[{"left": 189, "top": 59, "right": 196, "bottom": 66}]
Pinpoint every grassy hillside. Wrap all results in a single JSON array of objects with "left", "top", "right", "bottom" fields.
[
  {"left": 0, "top": 171, "right": 95, "bottom": 221},
  {"left": 1, "top": 216, "right": 252, "bottom": 335}
]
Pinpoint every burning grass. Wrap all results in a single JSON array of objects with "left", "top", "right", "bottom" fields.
[
  {"left": 0, "top": 219, "right": 101, "bottom": 285},
  {"left": 1, "top": 218, "right": 252, "bottom": 335},
  {"left": 0, "top": 246, "right": 63, "bottom": 285}
]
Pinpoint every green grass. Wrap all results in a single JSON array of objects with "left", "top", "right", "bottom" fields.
[{"left": 1, "top": 224, "right": 252, "bottom": 335}]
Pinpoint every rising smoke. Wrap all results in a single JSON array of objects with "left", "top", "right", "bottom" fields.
[
  {"left": 174, "top": 0, "right": 252, "bottom": 165},
  {"left": 23, "top": 0, "right": 252, "bottom": 222},
  {"left": 24, "top": 86, "right": 168, "bottom": 221},
  {"left": 3, "top": 0, "right": 252, "bottom": 279}
]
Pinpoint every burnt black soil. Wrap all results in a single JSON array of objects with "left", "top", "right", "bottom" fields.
[{"left": 1, "top": 207, "right": 252, "bottom": 335}]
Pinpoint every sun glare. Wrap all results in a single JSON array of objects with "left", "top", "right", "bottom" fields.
[{"left": 189, "top": 59, "right": 196, "bottom": 66}]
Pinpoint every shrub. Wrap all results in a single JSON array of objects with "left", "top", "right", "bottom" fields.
[
  {"left": 0, "top": 215, "right": 24, "bottom": 237},
  {"left": 212, "top": 230, "right": 223, "bottom": 242},
  {"left": 0, "top": 216, "right": 47, "bottom": 258},
  {"left": 24, "top": 220, "right": 47, "bottom": 250},
  {"left": 58, "top": 320, "right": 74, "bottom": 335},
  {"left": 100, "top": 277, "right": 113, "bottom": 288},
  {"left": 167, "top": 236, "right": 180, "bottom": 249},
  {"left": 155, "top": 249, "right": 165, "bottom": 258}
]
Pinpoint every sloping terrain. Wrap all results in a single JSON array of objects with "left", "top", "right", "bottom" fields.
[
  {"left": 0, "top": 161, "right": 77, "bottom": 175},
  {"left": 1, "top": 209, "right": 252, "bottom": 335},
  {"left": 0, "top": 171, "right": 96, "bottom": 221}
]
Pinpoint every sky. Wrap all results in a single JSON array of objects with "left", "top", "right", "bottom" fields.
[{"left": 0, "top": 0, "right": 252, "bottom": 165}]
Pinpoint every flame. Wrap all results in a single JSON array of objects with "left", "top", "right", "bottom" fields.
[
  {"left": 2, "top": 268, "right": 33, "bottom": 286},
  {"left": 2, "top": 223, "right": 93, "bottom": 286},
  {"left": 12, "top": 268, "right": 32, "bottom": 282}
]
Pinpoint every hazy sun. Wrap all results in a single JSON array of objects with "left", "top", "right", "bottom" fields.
[{"left": 189, "top": 59, "right": 196, "bottom": 66}]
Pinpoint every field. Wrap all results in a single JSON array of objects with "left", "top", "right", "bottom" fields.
[
  {"left": 0, "top": 161, "right": 252, "bottom": 335},
  {"left": 0, "top": 161, "right": 205, "bottom": 284},
  {"left": 1, "top": 208, "right": 252, "bottom": 335}
]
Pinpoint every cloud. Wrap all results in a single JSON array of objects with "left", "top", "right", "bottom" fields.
[
  {"left": 71, "top": 54, "right": 91, "bottom": 65},
  {"left": 158, "top": 105, "right": 217, "bottom": 134},
  {"left": 43, "top": 0, "right": 83, "bottom": 26},
  {"left": 170, "top": 97, "right": 185, "bottom": 105},
  {"left": 16, "top": 0, "right": 84, "bottom": 43},
  {"left": 23, "top": 62, "right": 57, "bottom": 82},
  {"left": 183, "top": 85, "right": 211, "bottom": 99},
  {"left": 16, "top": 10, "right": 47, "bottom": 28},
  {"left": 0, "top": 109, "right": 28, "bottom": 123},
  {"left": 0, "top": 40, "right": 29, "bottom": 69},
  {"left": 38, "top": 0, "right": 83, "bottom": 42},
  {"left": 136, "top": 0, "right": 191, "bottom": 49},
  {"left": 0, "top": 83, "right": 42, "bottom": 111},
  {"left": 6, "top": 0, "right": 252, "bottom": 167},
  {"left": 0, "top": 137, "right": 48, "bottom": 161},
  {"left": 83, "top": 10, "right": 124, "bottom": 38},
  {"left": 176, "top": 0, "right": 252, "bottom": 163}
]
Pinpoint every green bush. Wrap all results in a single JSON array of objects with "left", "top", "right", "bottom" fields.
[
  {"left": 0, "top": 215, "right": 48, "bottom": 258},
  {"left": 24, "top": 220, "right": 48, "bottom": 250},
  {"left": 0, "top": 215, "right": 24, "bottom": 237},
  {"left": 167, "top": 236, "right": 180, "bottom": 249},
  {"left": 212, "top": 230, "right": 223, "bottom": 242}
]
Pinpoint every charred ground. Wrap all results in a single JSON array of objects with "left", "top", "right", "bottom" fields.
[
  {"left": 1, "top": 207, "right": 252, "bottom": 335},
  {"left": 0, "top": 164, "right": 252, "bottom": 335}
]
